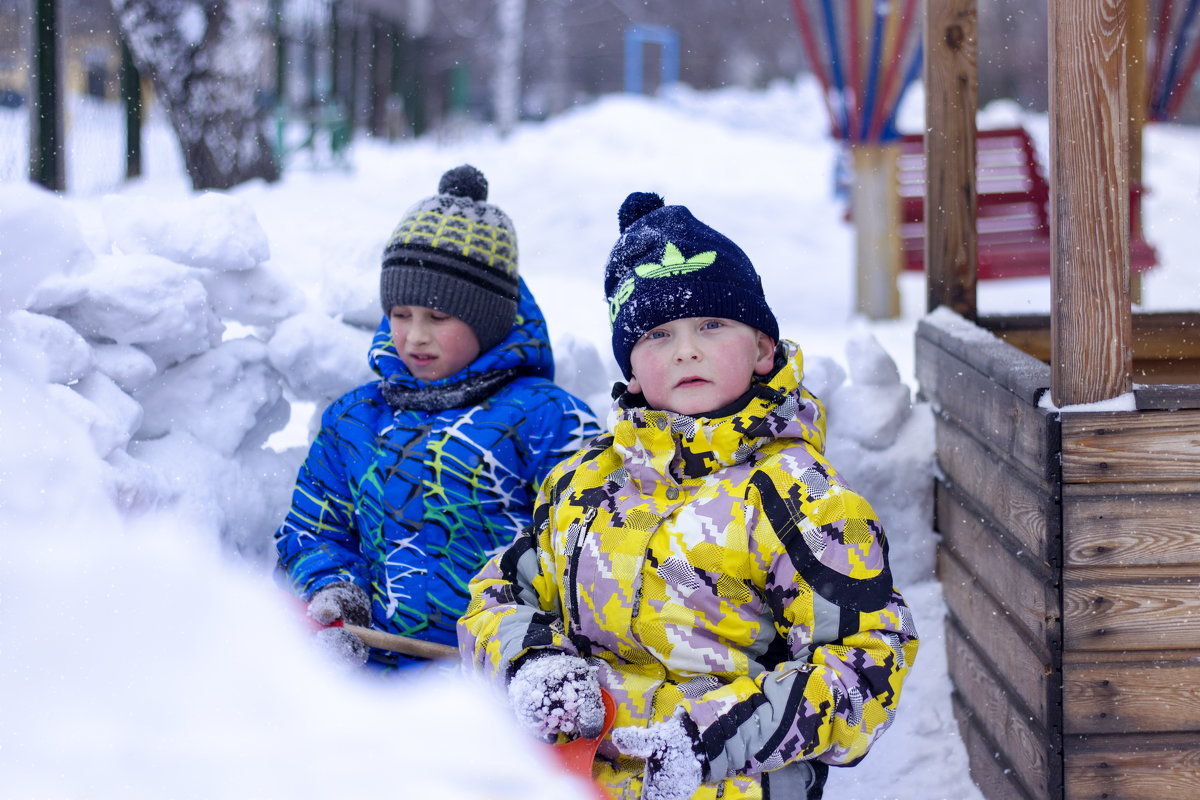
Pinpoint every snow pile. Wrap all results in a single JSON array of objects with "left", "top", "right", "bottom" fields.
[{"left": 1, "top": 179, "right": 937, "bottom": 584}]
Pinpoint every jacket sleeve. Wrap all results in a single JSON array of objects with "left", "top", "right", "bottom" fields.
[
  {"left": 681, "top": 468, "right": 919, "bottom": 779},
  {"left": 273, "top": 399, "right": 370, "bottom": 598},
  {"left": 457, "top": 463, "right": 577, "bottom": 679},
  {"left": 521, "top": 384, "right": 602, "bottom": 489}
]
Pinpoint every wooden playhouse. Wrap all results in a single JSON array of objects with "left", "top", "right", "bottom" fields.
[{"left": 916, "top": 2, "right": 1200, "bottom": 799}]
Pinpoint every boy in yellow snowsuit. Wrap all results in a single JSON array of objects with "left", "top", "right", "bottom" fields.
[{"left": 459, "top": 191, "right": 918, "bottom": 800}]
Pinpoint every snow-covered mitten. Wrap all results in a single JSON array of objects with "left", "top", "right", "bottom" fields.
[
  {"left": 307, "top": 583, "right": 371, "bottom": 667},
  {"left": 612, "top": 709, "right": 707, "bottom": 800},
  {"left": 313, "top": 625, "right": 369, "bottom": 667},
  {"left": 307, "top": 582, "right": 371, "bottom": 626},
  {"left": 507, "top": 654, "right": 606, "bottom": 741}
]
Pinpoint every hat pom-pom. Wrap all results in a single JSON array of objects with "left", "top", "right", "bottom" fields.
[
  {"left": 618, "top": 192, "right": 664, "bottom": 233},
  {"left": 438, "top": 164, "right": 488, "bottom": 202}
]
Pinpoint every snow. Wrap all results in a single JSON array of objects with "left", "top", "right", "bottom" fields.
[{"left": 3, "top": 76, "right": 1200, "bottom": 799}]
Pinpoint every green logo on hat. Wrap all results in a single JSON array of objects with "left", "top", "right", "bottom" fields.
[
  {"left": 633, "top": 242, "right": 716, "bottom": 279},
  {"left": 608, "top": 242, "right": 716, "bottom": 328}
]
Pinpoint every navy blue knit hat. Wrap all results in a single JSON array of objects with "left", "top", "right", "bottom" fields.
[{"left": 604, "top": 192, "right": 778, "bottom": 378}]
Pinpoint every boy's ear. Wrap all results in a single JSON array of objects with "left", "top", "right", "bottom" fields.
[
  {"left": 753, "top": 334, "right": 776, "bottom": 375},
  {"left": 627, "top": 375, "right": 643, "bottom": 395}
]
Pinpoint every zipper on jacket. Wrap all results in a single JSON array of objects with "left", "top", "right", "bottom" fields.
[{"left": 567, "top": 506, "right": 597, "bottom": 630}]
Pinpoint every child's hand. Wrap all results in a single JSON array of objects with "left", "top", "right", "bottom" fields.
[
  {"left": 307, "top": 582, "right": 371, "bottom": 626},
  {"left": 307, "top": 582, "right": 371, "bottom": 667},
  {"left": 612, "top": 710, "right": 706, "bottom": 800},
  {"left": 507, "top": 653, "right": 605, "bottom": 741}
]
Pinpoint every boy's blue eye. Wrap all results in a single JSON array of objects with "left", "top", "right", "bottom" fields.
[
  {"left": 702, "top": 320, "right": 723, "bottom": 330},
  {"left": 645, "top": 330, "right": 667, "bottom": 340}
]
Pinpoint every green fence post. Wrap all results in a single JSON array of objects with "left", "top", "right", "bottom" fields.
[
  {"left": 30, "top": 0, "right": 64, "bottom": 190},
  {"left": 120, "top": 40, "right": 142, "bottom": 180}
]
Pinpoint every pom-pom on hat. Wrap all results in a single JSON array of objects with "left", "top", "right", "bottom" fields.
[
  {"left": 604, "top": 192, "right": 778, "bottom": 378},
  {"left": 381, "top": 165, "right": 519, "bottom": 354}
]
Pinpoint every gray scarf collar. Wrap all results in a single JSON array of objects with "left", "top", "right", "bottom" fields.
[{"left": 380, "top": 368, "right": 519, "bottom": 411}]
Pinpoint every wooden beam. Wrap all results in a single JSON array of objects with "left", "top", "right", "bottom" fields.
[
  {"left": 851, "top": 143, "right": 902, "bottom": 319},
  {"left": 1047, "top": 0, "right": 1134, "bottom": 405},
  {"left": 923, "top": 0, "right": 978, "bottom": 320}
]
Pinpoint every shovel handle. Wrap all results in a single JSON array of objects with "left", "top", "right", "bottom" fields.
[{"left": 340, "top": 623, "right": 459, "bottom": 661}]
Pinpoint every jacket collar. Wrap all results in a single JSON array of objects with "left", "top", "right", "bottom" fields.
[
  {"left": 608, "top": 340, "right": 826, "bottom": 483},
  {"left": 368, "top": 276, "right": 555, "bottom": 396}
]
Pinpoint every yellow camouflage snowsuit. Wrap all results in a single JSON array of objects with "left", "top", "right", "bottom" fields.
[{"left": 459, "top": 342, "right": 918, "bottom": 799}]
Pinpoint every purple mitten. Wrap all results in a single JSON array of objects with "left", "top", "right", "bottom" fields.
[
  {"left": 612, "top": 710, "right": 706, "bottom": 800},
  {"left": 507, "top": 654, "right": 605, "bottom": 740}
]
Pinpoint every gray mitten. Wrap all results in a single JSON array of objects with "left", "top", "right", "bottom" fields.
[
  {"left": 307, "top": 582, "right": 371, "bottom": 626},
  {"left": 507, "top": 653, "right": 606, "bottom": 741},
  {"left": 313, "top": 626, "right": 369, "bottom": 667},
  {"left": 307, "top": 583, "right": 371, "bottom": 667},
  {"left": 612, "top": 710, "right": 706, "bottom": 800}
]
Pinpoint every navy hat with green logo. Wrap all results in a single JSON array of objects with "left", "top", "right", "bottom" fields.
[{"left": 603, "top": 192, "right": 778, "bottom": 378}]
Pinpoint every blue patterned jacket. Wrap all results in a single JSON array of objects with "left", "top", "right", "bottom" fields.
[{"left": 275, "top": 279, "right": 600, "bottom": 668}]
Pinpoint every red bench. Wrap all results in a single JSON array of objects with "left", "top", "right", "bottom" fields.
[{"left": 895, "top": 127, "right": 1157, "bottom": 279}]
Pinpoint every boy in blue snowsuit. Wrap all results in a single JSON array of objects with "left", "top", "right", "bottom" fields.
[{"left": 275, "top": 165, "right": 601, "bottom": 671}]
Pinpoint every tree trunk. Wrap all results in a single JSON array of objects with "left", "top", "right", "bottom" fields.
[
  {"left": 110, "top": 0, "right": 280, "bottom": 190},
  {"left": 493, "top": 0, "right": 526, "bottom": 136}
]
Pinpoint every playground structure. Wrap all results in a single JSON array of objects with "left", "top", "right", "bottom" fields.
[
  {"left": 623, "top": 24, "right": 679, "bottom": 95},
  {"left": 916, "top": 2, "right": 1200, "bottom": 800},
  {"left": 793, "top": 0, "right": 1200, "bottom": 320},
  {"left": 790, "top": 0, "right": 924, "bottom": 319}
]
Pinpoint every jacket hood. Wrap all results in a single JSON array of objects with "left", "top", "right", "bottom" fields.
[
  {"left": 369, "top": 276, "right": 555, "bottom": 390},
  {"left": 607, "top": 340, "right": 825, "bottom": 482}
]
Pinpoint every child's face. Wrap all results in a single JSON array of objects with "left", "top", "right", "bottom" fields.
[
  {"left": 627, "top": 317, "right": 775, "bottom": 415},
  {"left": 389, "top": 305, "right": 481, "bottom": 380}
]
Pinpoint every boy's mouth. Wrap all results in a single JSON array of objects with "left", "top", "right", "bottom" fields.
[
  {"left": 675, "top": 377, "right": 708, "bottom": 388},
  {"left": 408, "top": 352, "right": 438, "bottom": 364}
]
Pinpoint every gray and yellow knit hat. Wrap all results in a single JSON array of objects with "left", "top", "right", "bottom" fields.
[{"left": 381, "top": 165, "right": 519, "bottom": 353}]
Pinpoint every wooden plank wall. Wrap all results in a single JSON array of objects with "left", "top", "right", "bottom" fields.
[
  {"left": 1059, "top": 410, "right": 1200, "bottom": 800},
  {"left": 917, "top": 311, "right": 1063, "bottom": 800}
]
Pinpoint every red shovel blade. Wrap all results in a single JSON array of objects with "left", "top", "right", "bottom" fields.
[{"left": 547, "top": 688, "right": 615, "bottom": 798}]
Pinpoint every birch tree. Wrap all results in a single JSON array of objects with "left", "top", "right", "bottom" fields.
[
  {"left": 493, "top": 0, "right": 525, "bottom": 136},
  {"left": 111, "top": 0, "right": 280, "bottom": 190}
]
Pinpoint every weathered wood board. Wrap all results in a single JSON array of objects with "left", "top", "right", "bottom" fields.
[
  {"left": 1061, "top": 410, "right": 1200, "bottom": 484},
  {"left": 940, "top": 548, "right": 1058, "bottom": 734},
  {"left": 1063, "top": 655, "right": 1200, "bottom": 734},
  {"left": 945, "top": 616, "right": 1060, "bottom": 800},
  {"left": 1063, "top": 733, "right": 1200, "bottom": 800},
  {"left": 938, "top": 481, "right": 1059, "bottom": 656},
  {"left": 936, "top": 416, "right": 1060, "bottom": 567}
]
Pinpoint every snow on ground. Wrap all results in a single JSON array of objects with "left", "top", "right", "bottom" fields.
[{"left": 3, "top": 77, "right": 1200, "bottom": 799}]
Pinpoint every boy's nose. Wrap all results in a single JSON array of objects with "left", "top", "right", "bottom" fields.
[
  {"left": 673, "top": 337, "right": 701, "bottom": 361},
  {"left": 407, "top": 320, "right": 432, "bottom": 344}
]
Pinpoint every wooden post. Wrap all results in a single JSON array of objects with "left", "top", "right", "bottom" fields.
[
  {"left": 923, "top": 0, "right": 979, "bottom": 320},
  {"left": 851, "top": 143, "right": 902, "bottom": 320},
  {"left": 1048, "top": 0, "right": 1134, "bottom": 406},
  {"left": 30, "top": 0, "right": 64, "bottom": 191},
  {"left": 1127, "top": 0, "right": 1147, "bottom": 305}
]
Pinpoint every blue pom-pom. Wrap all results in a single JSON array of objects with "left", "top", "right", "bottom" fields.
[
  {"left": 618, "top": 192, "right": 665, "bottom": 233},
  {"left": 438, "top": 165, "right": 488, "bottom": 202}
]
